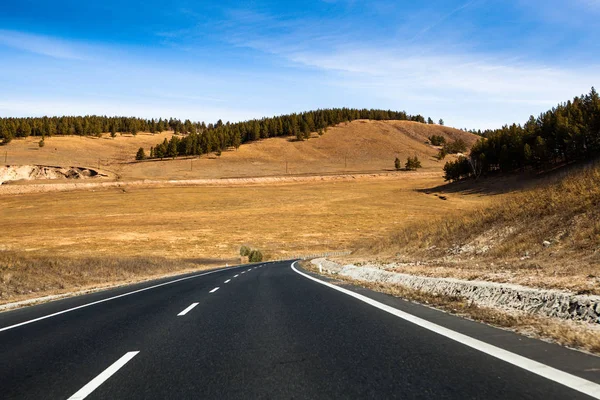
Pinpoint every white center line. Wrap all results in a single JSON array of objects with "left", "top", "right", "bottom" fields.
[
  {"left": 209, "top": 287, "right": 219, "bottom": 293},
  {"left": 67, "top": 351, "right": 139, "bottom": 400},
  {"left": 0, "top": 264, "right": 246, "bottom": 333},
  {"left": 224, "top": 279, "right": 231, "bottom": 283},
  {"left": 247, "top": 269, "right": 251, "bottom": 271},
  {"left": 177, "top": 303, "right": 199, "bottom": 316},
  {"left": 241, "top": 271, "right": 245, "bottom": 274},
  {"left": 234, "top": 274, "right": 239, "bottom": 278}
]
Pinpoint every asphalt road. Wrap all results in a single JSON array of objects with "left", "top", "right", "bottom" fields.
[{"left": 1, "top": 260, "right": 599, "bottom": 399}]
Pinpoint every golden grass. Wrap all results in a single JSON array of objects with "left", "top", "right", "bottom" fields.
[
  {"left": 0, "top": 175, "right": 484, "bottom": 259},
  {"left": 301, "top": 261, "right": 600, "bottom": 355},
  {"left": 0, "top": 174, "right": 486, "bottom": 303},
  {"left": 353, "top": 163, "right": 600, "bottom": 294},
  {"left": 0, "top": 252, "right": 237, "bottom": 305},
  {"left": 2, "top": 120, "right": 478, "bottom": 181}
]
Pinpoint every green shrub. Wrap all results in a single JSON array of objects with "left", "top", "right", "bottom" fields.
[
  {"left": 405, "top": 156, "right": 422, "bottom": 171},
  {"left": 239, "top": 246, "right": 251, "bottom": 257},
  {"left": 135, "top": 147, "right": 146, "bottom": 160},
  {"left": 443, "top": 139, "right": 468, "bottom": 154},
  {"left": 248, "top": 249, "right": 263, "bottom": 262},
  {"left": 443, "top": 156, "right": 472, "bottom": 181},
  {"left": 428, "top": 135, "right": 446, "bottom": 146}
]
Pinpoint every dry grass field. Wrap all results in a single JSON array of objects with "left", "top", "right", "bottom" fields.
[
  {"left": 0, "top": 119, "right": 487, "bottom": 303},
  {"left": 1, "top": 120, "right": 477, "bottom": 182},
  {"left": 348, "top": 162, "right": 600, "bottom": 294},
  {"left": 0, "top": 173, "right": 488, "bottom": 303}
]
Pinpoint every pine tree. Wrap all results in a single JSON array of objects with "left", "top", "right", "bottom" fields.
[
  {"left": 394, "top": 157, "right": 401, "bottom": 170},
  {"left": 438, "top": 119, "right": 444, "bottom": 126},
  {"left": 135, "top": 147, "right": 146, "bottom": 160},
  {"left": 232, "top": 132, "right": 241, "bottom": 150},
  {"left": 405, "top": 156, "right": 422, "bottom": 171}
]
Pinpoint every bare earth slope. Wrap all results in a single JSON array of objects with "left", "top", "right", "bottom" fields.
[{"left": 1, "top": 120, "right": 478, "bottom": 182}]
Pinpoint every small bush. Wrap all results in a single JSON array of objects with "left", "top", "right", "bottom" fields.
[
  {"left": 394, "top": 157, "right": 401, "bottom": 171},
  {"left": 405, "top": 156, "right": 422, "bottom": 171},
  {"left": 443, "top": 139, "right": 468, "bottom": 154},
  {"left": 436, "top": 148, "right": 447, "bottom": 160},
  {"left": 38, "top": 139, "right": 45, "bottom": 148},
  {"left": 239, "top": 246, "right": 251, "bottom": 257},
  {"left": 248, "top": 249, "right": 263, "bottom": 262},
  {"left": 443, "top": 156, "right": 472, "bottom": 181},
  {"left": 428, "top": 135, "right": 446, "bottom": 146}
]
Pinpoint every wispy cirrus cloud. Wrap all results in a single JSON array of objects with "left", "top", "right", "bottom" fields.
[
  {"left": 0, "top": 29, "right": 87, "bottom": 60},
  {"left": 198, "top": 4, "right": 598, "bottom": 128}
]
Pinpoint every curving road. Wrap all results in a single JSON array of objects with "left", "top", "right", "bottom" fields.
[{"left": 1, "top": 261, "right": 599, "bottom": 399}]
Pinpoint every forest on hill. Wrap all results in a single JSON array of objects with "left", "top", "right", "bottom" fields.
[
  {"left": 139, "top": 109, "right": 437, "bottom": 160},
  {"left": 0, "top": 108, "right": 435, "bottom": 149},
  {"left": 444, "top": 87, "right": 600, "bottom": 181}
]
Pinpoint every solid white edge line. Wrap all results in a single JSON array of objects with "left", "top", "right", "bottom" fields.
[
  {"left": 67, "top": 351, "right": 139, "bottom": 400},
  {"left": 209, "top": 287, "right": 219, "bottom": 293},
  {"left": 224, "top": 279, "right": 231, "bottom": 283},
  {"left": 291, "top": 262, "right": 600, "bottom": 399},
  {"left": 177, "top": 302, "right": 199, "bottom": 316},
  {"left": 0, "top": 264, "right": 247, "bottom": 332}
]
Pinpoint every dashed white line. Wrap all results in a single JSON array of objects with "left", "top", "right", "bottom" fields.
[
  {"left": 241, "top": 271, "right": 246, "bottom": 274},
  {"left": 0, "top": 264, "right": 246, "bottom": 333},
  {"left": 291, "top": 262, "right": 600, "bottom": 400},
  {"left": 67, "top": 351, "right": 139, "bottom": 400},
  {"left": 177, "top": 303, "right": 199, "bottom": 316},
  {"left": 247, "top": 269, "right": 251, "bottom": 271},
  {"left": 234, "top": 274, "right": 239, "bottom": 278},
  {"left": 209, "top": 287, "right": 220, "bottom": 293},
  {"left": 224, "top": 279, "right": 231, "bottom": 283}
]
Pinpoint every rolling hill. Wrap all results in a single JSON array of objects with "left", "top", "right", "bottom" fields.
[{"left": 1, "top": 120, "right": 479, "bottom": 182}]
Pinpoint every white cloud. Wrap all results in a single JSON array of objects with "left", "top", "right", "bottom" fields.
[{"left": 0, "top": 30, "right": 87, "bottom": 60}]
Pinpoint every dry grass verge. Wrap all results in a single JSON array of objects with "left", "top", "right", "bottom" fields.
[
  {"left": 354, "top": 162, "right": 600, "bottom": 294},
  {"left": 0, "top": 251, "right": 238, "bottom": 306},
  {"left": 301, "top": 261, "right": 600, "bottom": 355}
]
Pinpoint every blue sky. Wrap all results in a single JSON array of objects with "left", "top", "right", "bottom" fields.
[{"left": 1, "top": 0, "right": 599, "bottom": 129}]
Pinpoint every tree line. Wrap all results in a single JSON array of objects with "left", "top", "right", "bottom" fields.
[
  {"left": 141, "top": 108, "right": 434, "bottom": 160},
  {"left": 0, "top": 116, "right": 191, "bottom": 144},
  {"left": 444, "top": 87, "right": 600, "bottom": 181},
  {"left": 0, "top": 109, "right": 440, "bottom": 152}
]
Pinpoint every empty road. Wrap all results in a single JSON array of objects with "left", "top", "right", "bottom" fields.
[{"left": 1, "top": 260, "right": 599, "bottom": 399}]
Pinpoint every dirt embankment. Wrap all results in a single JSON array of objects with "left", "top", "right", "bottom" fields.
[
  {"left": 0, "top": 165, "right": 108, "bottom": 185},
  {"left": 0, "top": 170, "right": 442, "bottom": 195}
]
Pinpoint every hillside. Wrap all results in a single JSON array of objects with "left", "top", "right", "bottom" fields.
[
  {"left": 1, "top": 120, "right": 478, "bottom": 182},
  {"left": 350, "top": 162, "right": 600, "bottom": 295}
]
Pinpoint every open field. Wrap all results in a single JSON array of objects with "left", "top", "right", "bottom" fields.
[
  {"left": 0, "top": 173, "right": 488, "bottom": 303},
  {"left": 1, "top": 120, "right": 478, "bottom": 182}
]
